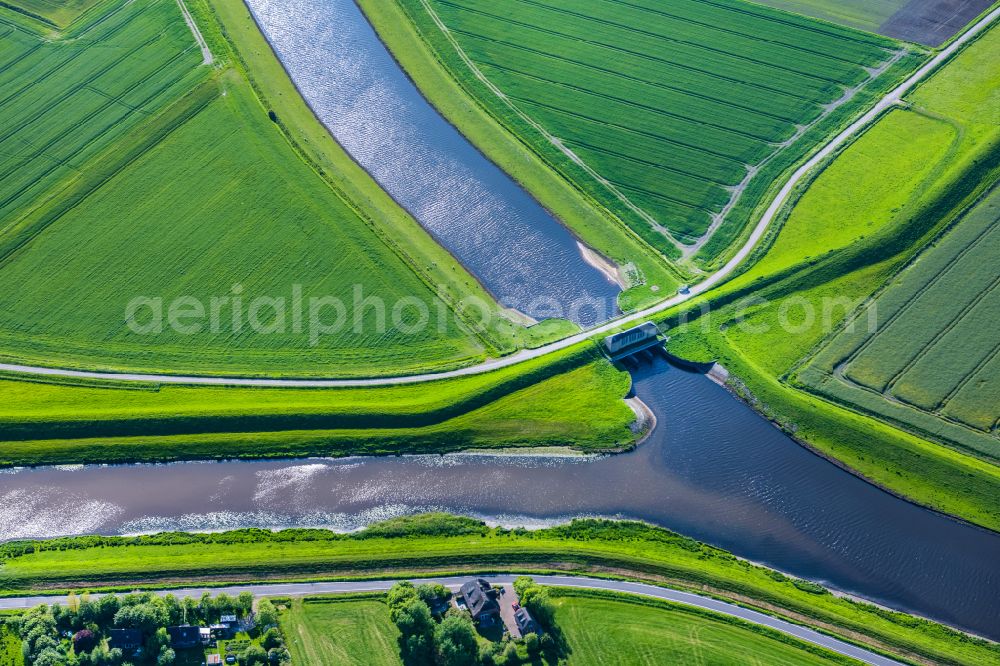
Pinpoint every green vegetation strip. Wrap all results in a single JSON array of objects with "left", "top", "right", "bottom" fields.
[
  {"left": 1, "top": 517, "right": 995, "bottom": 665},
  {"left": 0, "top": 346, "right": 636, "bottom": 466}
]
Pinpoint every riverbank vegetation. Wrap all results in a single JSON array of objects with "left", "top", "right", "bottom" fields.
[
  {"left": 1, "top": 516, "right": 996, "bottom": 665},
  {"left": 661, "top": 22, "right": 1000, "bottom": 530},
  {"left": 365, "top": 0, "right": 921, "bottom": 280},
  {"left": 0, "top": 346, "right": 636, "bottom": 467}
]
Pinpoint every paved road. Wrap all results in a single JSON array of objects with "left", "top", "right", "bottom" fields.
[
  {"left": 0, "top": 7, "right": 996, "bottom": 388},
  {"left": 0, "top": 574, "right": 901, "bottom": 665}
]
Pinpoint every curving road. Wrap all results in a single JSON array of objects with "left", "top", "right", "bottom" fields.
[
  {"left": 0, "top": 574, "right": 902, "bottom": 665},
  {"left": 0, "top": 7, "right": 997, "bottom": 388}
]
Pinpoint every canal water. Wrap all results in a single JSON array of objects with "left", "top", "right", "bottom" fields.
[
  {"left": 2, "top": 357, "right": 998, "bottom": 639},
  {"left": 243, "top": 0, "right": 621, "bottom": 326}
]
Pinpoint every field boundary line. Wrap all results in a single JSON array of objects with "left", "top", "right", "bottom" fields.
[
  {"left": 176, "top": 0, "right": 213, "bottom": 65},
  {"left": 0, "top": 6, "right": 996, "bottom": 386}
]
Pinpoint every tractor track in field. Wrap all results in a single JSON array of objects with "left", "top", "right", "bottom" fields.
[{"left": 0, "top": 6, "right": 997, "bottom": 388}]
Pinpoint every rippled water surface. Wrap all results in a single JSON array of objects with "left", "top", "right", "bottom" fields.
[
  {"left": 242, "top": 0, "right": 620, "bottom": 325},
  {"left": 4, "top": 359, "right": 998, "bottom": 639}
]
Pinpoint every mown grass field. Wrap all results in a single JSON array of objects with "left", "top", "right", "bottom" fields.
[
  {"left": 1, "top": 517, "right": 996, "bottom": 666},
  {"left": 280, "top": 596, "right": 400, "bottom": 666},
  {"left": 0, "top": 0, "right": 521, "bottom": 378},
  {"left": 551, "top": 590, "right": 852, "bottom": 665},
  {"left": 387, "top": 0, "right": 916, "bottom": 267},
  {"left": 0, "top": 346, "right": 637, "bottom": 466},
  {"left": 659, "top": 22, "right": 1000, "bottom": 530}
]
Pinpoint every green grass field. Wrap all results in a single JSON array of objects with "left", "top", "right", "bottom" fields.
[
  {"left": 551, "top": 590, "right": 852, "bottom": 665},
  {"left": 2, "top": 517, "right": 996, "bottom": 666},
  {"left": 803, "top": 184, "right": 1000, "bottom": 458},
  {"left": 0, "top": 345, "right": 637, "bottom": 466},
  {"left": 0, "top": 0, "right": 507, "bottom": 378},
  {"left": 275, "top": 589, "right": 856, "bottom": 666},
  {"left": 658, "top": 21, "right": 1000, "bottom": 530},
  {"left": 280, "top": 596, "right": 400, "bottom": 666},
  {"left": 383, "top": 0, "right": 913, "bottom": 268}
]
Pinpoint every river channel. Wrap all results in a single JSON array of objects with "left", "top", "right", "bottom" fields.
[
  {"left": 3, "top": 358, "right": 998, "bottom": 639},
  {"left": 243, "top": 0, "right": 621, "bottom": 326}
]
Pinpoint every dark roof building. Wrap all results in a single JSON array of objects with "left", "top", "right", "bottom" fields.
[
  {"left": 167, "top": 625, "right": 201, "bottom": 649},
  {"left": 108, "top": 628, "right": 142, "bottom": 652},
  {"left": 514, "top": 607, "right": 541, "bottom": 636},
  {"left": 459, "top": 579, "right": 501, "bottom": 623}
]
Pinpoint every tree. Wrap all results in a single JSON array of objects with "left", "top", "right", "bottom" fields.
[
  {"left": 523, "top": 632, "right": 539, "bottom": 653},
  {"left": 386, "top": 582, "right": 419, "bottom": 620},
  {"left": 260, "top": 627, "right": 283, "bottom": 651},
  {"left": 255, "top": 599, "right": 278, "bottom": 629},
  {"left": 114, "top": 601, "right": 168, "bottom": 634},
  {"left": 237, "top": 592, "right": 254, "bottom": 616},
  {"left": 415, "top": 583, "right": 448, "bottom": 607},
  {"left": 242, "top": 643, "right": 268, "bottom": 666},
  {"left": 157, "top": 647, "right": 176, "bottom": 666},
  {"left": 393, "top": 600, "right": 434, "bottom": 665},
  {"left": 267, "top": 647, "right": 290, "bottom": 664},
  {"left": 72, "top": 629, "right": 97, "bottom": 653},
  {"left": 433, "top": 614, "right": 478, "bottom": 666}
]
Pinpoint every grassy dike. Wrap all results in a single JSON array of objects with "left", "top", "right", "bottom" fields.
[
  {"left": 0, "top": 345, "right": 638, "bottom": 467},
  {"left": 354, "top": 0, "right": 683, "bottom": 311},
  {"left": 1, "top": 515, "right": 996, "bottom": 666}
]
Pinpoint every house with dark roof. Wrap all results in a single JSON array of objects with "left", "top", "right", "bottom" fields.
[
  {"left": 167, "top": 625, "right": 201, "bottom": 649},
  {"left": 514, "top": 607, "right": 541, "bottom": 636},
  {"left": 459, "top": 579, "right": 501, "bottom": 625},
  {"left": 108, "top": 628, "right": 142, "bottom": 653}
]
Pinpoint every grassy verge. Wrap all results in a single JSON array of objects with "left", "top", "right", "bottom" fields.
[
  {"left": 1, "top": 516, "right": 995, "bottom": 665},
  {"left": 0, "top": 344, "right": 638, "bottom": 466}
]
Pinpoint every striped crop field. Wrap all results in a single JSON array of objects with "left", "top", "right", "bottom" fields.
[
  {"left": 0, "top": 0, "right": 497, "bottom": 377},
  {"left": 0, "top": 0, "right": 206, "bottom": 229},
  {"left": 0, "top": 0, "right": 107, "bottom": 27},
  {"left": 395, "top": 0, "right": 913, "bottom": 265},
  {"left": 796, "top": 23, "right": 1000, "bottom": 461},
  {"left": 802, "top": 185, "right": 1000, "bottom": 460}
]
